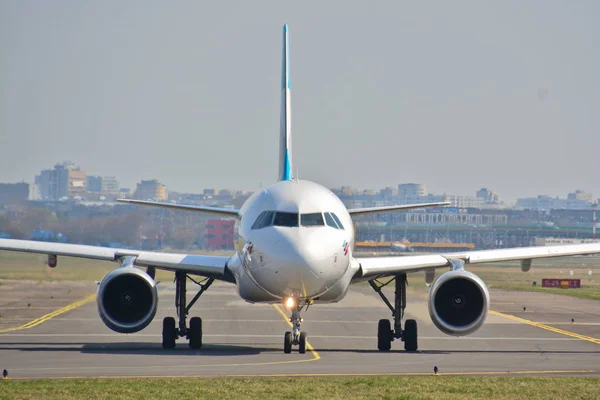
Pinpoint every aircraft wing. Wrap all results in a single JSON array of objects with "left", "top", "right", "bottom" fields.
[
  {"left": 0, "top": 239, "right": 234, "bottom": 282},
  {"left": 117, "top": 199, "right": 239, "bottom": 217},
  {"left": 354, "top": 243, "right": 600, "bottom": 280},
  {"left": 348, "top": 202, "right": 450, "bottom": 216}
]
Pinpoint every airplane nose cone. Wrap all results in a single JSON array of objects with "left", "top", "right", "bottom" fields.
[{"left": 251, "top": 228, "right": 346, "bottom": 298}]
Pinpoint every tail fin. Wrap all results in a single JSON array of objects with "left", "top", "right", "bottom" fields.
[{"left": 279, "top": 24, "right": 293, "bottom": 181}]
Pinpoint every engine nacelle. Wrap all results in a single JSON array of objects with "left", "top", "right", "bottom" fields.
[
  {"left": 97, "top": 267, "right": 158, "bottom": 334},
  {"left": 428, "top": 269, "right": 489, "bottom": 336}
]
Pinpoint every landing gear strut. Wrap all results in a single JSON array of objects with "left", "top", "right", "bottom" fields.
[
  {"left": 162, "top": 270, "right": 214, "bottom": 349},
  {"left": 369, "top": 273, "right": 418, "bottom": 352},
  {"left": 283, "top": 303, "right": 308, "bottom": 354}
]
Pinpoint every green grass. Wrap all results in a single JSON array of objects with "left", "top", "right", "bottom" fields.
[
  {"left": 0, "top": 252, "right": 176, "bottom": 282},
  {"left": 470, "top": 257, "right": 600, "bottom": 301},
  {"left": 1, "top": 376, "right": 599, "bottom": 400},
  {"left": 490, "top": 283, "right": 600, "bottom": 301}
]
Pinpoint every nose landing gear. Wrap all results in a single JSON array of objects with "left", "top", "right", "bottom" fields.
[{"left": 283, "top": 302, "right": 308, "bottom": 354}]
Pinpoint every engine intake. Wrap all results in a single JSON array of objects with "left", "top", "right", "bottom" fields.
[
  {"left": 97, "top": 267, "right": 158, "bottom": 334},
  {"left": 428, "top": 269, "right": 489, "bottom": 336}
]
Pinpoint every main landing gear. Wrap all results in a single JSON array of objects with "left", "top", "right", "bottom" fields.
[
  {"left": 369, "top": 273, "right": 418, "bottom": 352},
  {"left": 162, "top": 270, "right": 214, "bottom": 350},
  {"left": 283, "top": 302, "right": 308, "bottom": 354}
]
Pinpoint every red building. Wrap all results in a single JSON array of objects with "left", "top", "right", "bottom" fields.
[{"left": 205, "top": 219, "right": 234, "bottom": 249}]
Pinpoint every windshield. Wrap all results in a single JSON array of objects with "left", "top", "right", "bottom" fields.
[
  {"left": 330, "top": 213, "right": 345, "bottom": 230},
  {"left": 273, "top": 212, "right": 299, "bottom": 227},
  {"left": 324, "top": 212, "right": 339, "bottom": 229},
  {"left": 301, "top": 213, "right": 325, "bottom": 227},
  {"left": 251, "top": 211, "right": 275, "bottom": 229}
]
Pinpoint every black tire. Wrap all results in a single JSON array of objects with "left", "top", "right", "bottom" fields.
[
  {"left": 162, "top": 317, "right": 177, "bottom": 349},
  {"left": 377, "top": 319, "right": 392, "bottom": 351},
  {"left": 189, "top": 317, "right": 203, "bottom": 349},
  {"left": 298, "top": 332, "right": 307, "bottom": 354},
  {"left": 403, "top": 319, "right": 418, "bottom": 352},
  {"left": 284, "top": 331, "right": 292, "bottom": 354}
]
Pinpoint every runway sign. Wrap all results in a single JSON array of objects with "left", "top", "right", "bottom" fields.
[{"left": 542, "top": 279, "right": 581, "bottom": 288}]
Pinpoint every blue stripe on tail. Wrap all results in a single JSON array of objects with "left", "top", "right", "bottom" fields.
[{"left": 282, "top": 149, "right": 292, "bottom": 181}]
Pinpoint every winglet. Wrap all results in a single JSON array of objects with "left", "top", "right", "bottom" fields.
[{"left": 279, "top": 24, "right": 293, "bottom": 181}]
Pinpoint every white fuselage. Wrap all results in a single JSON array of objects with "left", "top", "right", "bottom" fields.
[{"left": 227, "top": 180, "right": 359, "bottom": 304}]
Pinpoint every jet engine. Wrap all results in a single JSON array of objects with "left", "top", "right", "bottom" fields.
[
  {"left": 428, "top": 269, "right": 489, "bottom": 336},
  {"left": 97, "top": 267, "right": 158, "bottom": 333}
]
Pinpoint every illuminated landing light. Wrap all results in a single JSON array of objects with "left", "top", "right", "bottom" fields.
[{"left": 284, "top": 296, "right": 296, "bottom": 310}]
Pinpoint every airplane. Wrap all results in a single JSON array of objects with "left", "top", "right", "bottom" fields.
[{"left": 2, "top": 24, "right": 600, "bottom": 354}]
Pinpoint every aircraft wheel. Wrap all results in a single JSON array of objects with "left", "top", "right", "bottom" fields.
[
  {"left": 162, "top": 317, "right": 177, "bottom": 349},
  {"left": 377, "top": 319, "right": 392, "bottom": 351},
  {"left": 403, "top": 319, "right": 418, "bottom": 352},
  {"left": 284, "top": 331, "right": 293, "bottom": 354},
  {"left": 298, "top": 332, "right": 307, "bottom": 354},
  {"left": 189, "top": 317, "right": 203, "bottom": 349}
]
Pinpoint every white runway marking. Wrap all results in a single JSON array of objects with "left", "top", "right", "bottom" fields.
[
  {"left": 0, "top": 333, "right": 582, "bottom": 341},
  {"left": 2, "top": 318, "right": 382, "bottom": 324},
  {"left": 5, "top": 317, "right": 599, "bottom": 327}
]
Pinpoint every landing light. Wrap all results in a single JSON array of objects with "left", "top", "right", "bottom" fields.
[{"left": 284, "top": 296, "right": 296, "bottom": 310}]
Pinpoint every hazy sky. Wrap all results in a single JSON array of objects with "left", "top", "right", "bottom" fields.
[{"left": 1, "top": 1, "right": 599, "bottom": 202}]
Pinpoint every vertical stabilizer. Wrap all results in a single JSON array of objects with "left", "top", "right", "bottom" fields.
[{"left": 279, "top": 24, "right": 293, "bottom": 181}]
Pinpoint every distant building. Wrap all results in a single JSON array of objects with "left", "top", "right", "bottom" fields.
[
  {"left": 568, "top": 190, "right": 592, "bottom": 203},
  {"left": 516, "top": 195, "right": 591, "bottom": 211},
  {"left": 447, "top": 195, "right": 485, "bottom": 209},
  {"left": 379, "top": 187, "right": 397, "bottom": 199},
  {"left": 340, "top": 186, "right": 359, "bottom": 196},
  {"left": 398, "top": 183, "right": 427, "bottom": 203},
  {"left": 0, "top": 182, "right": 29, "bottom": 205},
  {"left": 28, "top": 184, "right": 39, "bottom": 200},
  {"left": 118, "top": 188, "right": 131, "bottom": 199},
  {"left": 476, "top": 188, "right": 502, "bottom": 205},
  {"left": 205, "top": 219, "right": 234, "bottom": 249},
  {"left": 422, "top": 194, "right": 484, "bottom": 208},
  {"left": 101, "top": 176, "right": 119, "bottom": 194},
  {"left": 35, "top": 161, "right": 86, "bottom": 200},
  {"left": 36, "top": 168, "right": 62, "bottom": 200},
  {"left": 134, "top": 179, "right": 167, "bottom": 201},
  {"left": 86, "top": 176, "right": 103, "bottom": 193},
  {"left": 534, "top": 237, "right": 600, "bottom": 246}
]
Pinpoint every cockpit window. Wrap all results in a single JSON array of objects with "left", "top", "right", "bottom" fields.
[
  {"left": 301, "top": 213, "right": 325, "bottom": 227},
  {"left": 324, "top": 212, "right": 339, "bottom": 229},
  {"left": 251, "top": 211, "right": 274, "bottom": 229},
  {"left": 330, "top": 213, "right": 345, "bottom": 230},
  {"left": 273, "top": 212, "right": 299, "bottom": 227}
]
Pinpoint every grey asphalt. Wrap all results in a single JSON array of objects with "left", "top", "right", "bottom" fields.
[{"left": 1, "top": 282, "right": 599, "bottom": 378}]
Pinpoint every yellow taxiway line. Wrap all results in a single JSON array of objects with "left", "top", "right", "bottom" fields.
[
  {"left": 408, "top": 287, "right": 600, "bottom": 345},
  {"left": 272, "top": 304, "right": 321, "bottom": 361},
  {"left": 0, "top": 294, "right": 96, "bottom": 333},
  {"left": 489, "top": 310, "right": 600, "bottom": 345},
  {"left": 0, "top": 293, "right": 319, "bottom": 374}
]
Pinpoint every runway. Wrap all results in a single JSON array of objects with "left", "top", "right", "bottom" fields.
[{"left": 1, "top": 280, "right": 599, "bottom": 378}]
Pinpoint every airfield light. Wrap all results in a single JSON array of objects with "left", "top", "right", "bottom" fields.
[{"left": 284, "top": 296, "right": 296, "bottom": 310}]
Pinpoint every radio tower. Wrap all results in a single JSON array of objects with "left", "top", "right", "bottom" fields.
[{"left": 593, "top": 202, "right": 597, "bottom": 241}]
